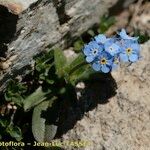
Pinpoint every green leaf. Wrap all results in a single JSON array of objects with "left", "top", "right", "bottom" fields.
[
  {"left": 4, "top": 80, "right": 27, "bottom": 106},
  {"left": 87, "top": 30, "right": 95, "bottom": 37},
  {"left": 0, "top": 119, "right": 9, "bottom": 128},
  {"left": 98, "top": 16, "right": 116, "bottom": 33},
  {"left": 54, "top": 48, "right": 67, "bottom": 78},
  {"left": 23, "top": 86, "right": 50, "bottom": 111},
  {"left": 6, "top": 80, "right": 27, "bottom": 94},
  {"left": 7, "top": 126, "right": 22, "bottom": 141},
  {"left": 69, "top": 64, "right": 95, "bottom": 85},
  {"left": 62, "top": 52, "right": 94, "bottom": 85},
  {"left": 134, "top": 30, "right": 150, "bottom": 44},
  {"left": 73, "top": 39, "right": 84, "bottom": 52},
  {"left": 45, "top": 78, "right": 54, "bottom": 85},
  {"left": 65, "top": 53, "right": 86, "bottom": 75},
  {"left": 32, "top": 99, "right": 57, "bottom": 142},
  {"left": 5, "top": 92, "right": 23, "bottom": 107},
  {"left": 35, "top": 50, "right": 54, "bottom": 65}
]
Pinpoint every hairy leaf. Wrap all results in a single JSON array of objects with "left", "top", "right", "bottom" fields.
[
  {"left": 32, "top": 99, "right": 57, "bottom": 142},
  {"left": 23, "top": 86, "right": 49, "bottom": 111},
  {"left": 54, "top": 48, "right": 67, "bottom": 78}
]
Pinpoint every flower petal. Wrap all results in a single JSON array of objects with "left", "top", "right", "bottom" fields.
[
  {"left": 131, "top": 43, "right": 140, "bottom": 52},
  {"left": 83, "top": 46, "right": 91, "bottom": 56},
  {"left": 92, "top": 63, "right": 100, "bottom": 71},
  {"left": 112, "top": 64, "right": 118, "bottom": 70},
  {"left": 86, "top": 56, "right": 94, "bottom": 63},
  {"left": 107, "top": 59, "right": 113, "bottom": 66},
  {"left": 129, "top": 54, "right": 138, "bottom": 62},
  {"left": 101, "top": 65, "right": 110, "bottom": 73},
  {"left": 119, "top": 29, "right": 138, "bottom": 41},
  {"left": 120, "top": 53, "right": 129, "bottom": 62},
  {"left": 95, "top": 34, "right": 107, "bottom": 44},
  {"left": 106, "top": 43, "right": 120, "bottom": 56}
]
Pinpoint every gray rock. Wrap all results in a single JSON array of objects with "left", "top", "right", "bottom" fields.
[
  {"left": 0, "top": 0, "right": 134, "bottom": 91},
  {"left": 0, "top": 0, "right": 38, "bottom": 14}
]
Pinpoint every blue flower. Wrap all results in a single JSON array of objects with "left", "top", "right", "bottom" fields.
[
  {"left": 94, "top": 34, "right": 107, "bottom": 44},
  {"left": 119, "top": 40, "right": 140, "bottom": 62},
  {"left": 83, "top": 41, "right": 103, "bottom": 63},
  {"left": 92, "top": 51, "right": 113, "bottom": 73},
  {"left": 118, "top": 29, "right": 138, "bottom": 41},
  {"left": 82, "top": 29, "right": 141, "bottom": 73},
  {"left": 104, "top": 38, "right": 120, "bottom": 56}
]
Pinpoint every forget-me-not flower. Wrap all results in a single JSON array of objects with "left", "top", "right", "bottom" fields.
[
  {"left": 118, "top": 29, "right": 138, "bottom": 41},
  {"left": 95, "top": 34, "right": 107, "bottom": 44},
  {"left": 92, "top": 51, "right": 113, "bottom": 73},
  {"left": 82, "top": 28, "right": 141, "bottom": 73},
  {"left": 104, "top": 38, "right": 120, "bottom": 56},
  {"left": 83, "top": 41, "right": 103, "bottom": 63},
  {"left": 119, "top": 40, "right": 140, "bottom": 62}
]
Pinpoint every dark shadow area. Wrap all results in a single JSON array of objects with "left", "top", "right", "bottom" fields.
[
  {"left": 38, "top": 72, "right": 117, "bottom": 139},
  {"left": 32, "top": 49, "right": 117, "bottom": 140},
  {"left": 81, "top": 24, "right": 99, "bottom": 42},
  {"left": 108, "top": 0, "right": 126, "bottom": 16},
  {"left": 0, "top": 5, "right": 18, "bottom": 58},
  {"left": 41, "top": 100, "right": 60, "bottom": 125},
  {"left": 52, "top": 0, "right": 71, "bottom": 25},
  {"left": 108, "top": 0, "right": 138, "bottom": 16},
  {"left": 29, "top": 0, "right": 46, "bottom": 12},
  {"left": 39, "top": 73, "right": 117, "bottom": 138}
]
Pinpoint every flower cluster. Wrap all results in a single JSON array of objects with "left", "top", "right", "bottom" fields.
[{"left": 83, "top": 29, "right": 140, "bottom": 73}]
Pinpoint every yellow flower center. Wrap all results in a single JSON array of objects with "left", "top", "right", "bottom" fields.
[
  {"left": 126, "top": 48, "right": 132, "bottom": 55},
  {"left": 100, "top": 58, "right": 107, "bottom": 65}
]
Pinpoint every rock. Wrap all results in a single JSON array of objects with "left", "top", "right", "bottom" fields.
[
  {"left": 59, "top": 41, "right": 150, "bottom": 150},
  {"left": 0, "top": 0, "right": 38, "bottom": 14},
  {"left": 0, "top": 0, "right": 135, "bottom": 91}
]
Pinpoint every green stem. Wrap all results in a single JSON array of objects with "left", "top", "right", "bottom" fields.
[
  {"left": 66, "top": 53, "right": 88, "bottom": 75},
  {"left": 68, "top": 61, "right": 87, "bottom": 75}
]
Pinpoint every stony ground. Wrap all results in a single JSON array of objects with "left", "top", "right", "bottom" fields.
[{"left": 59, "top": 40, "right": 150, "bottom": 150}]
